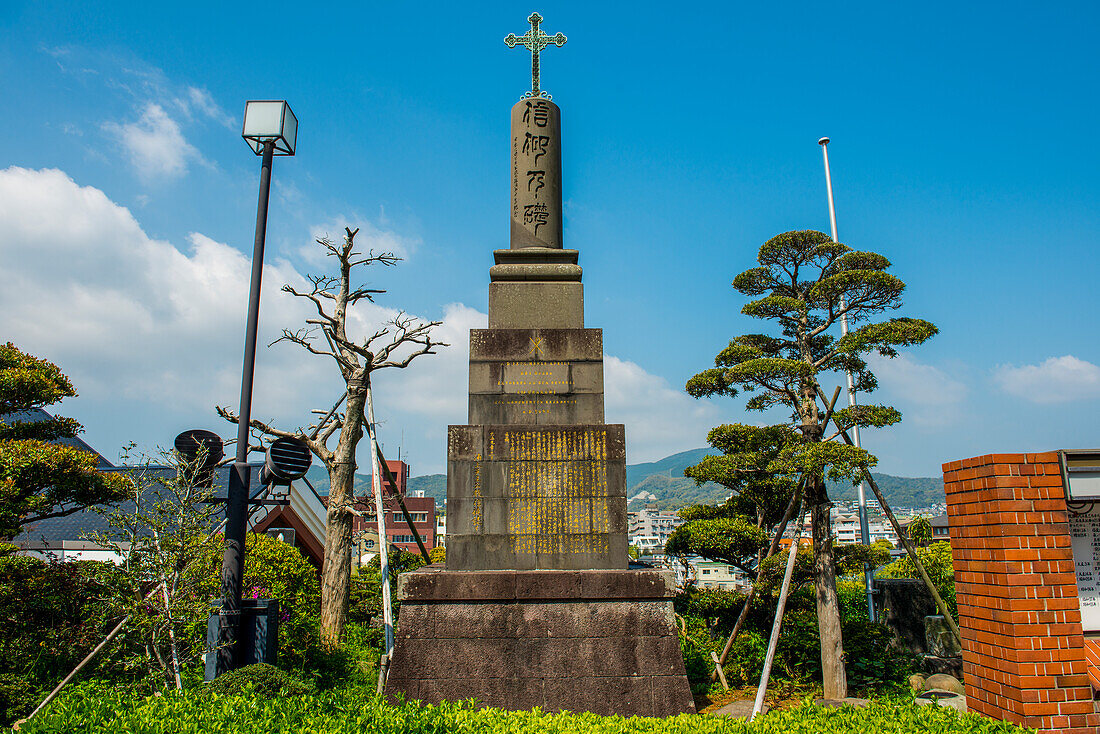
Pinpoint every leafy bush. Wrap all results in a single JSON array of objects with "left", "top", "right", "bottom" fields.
[
  {"left": 724, "top": 630, "right": 766, "bottom": 687},
  {"left": 877, "top": 541, "right": 956, "bottom": 619},
  {"left": 203, "top": 663, "right": 310, "bottom": 697},
  {"left": 15, "top": 686, "right": 1035, "bottom": 733},
  {"left": 193, "top": 532, "right": 322, "bottom": 670},
  {"left": 676, "top": 615, "right": 719, "bottom": 693},
  {"left": 0, "top": 555, "right": 130, "bottom": 724}
]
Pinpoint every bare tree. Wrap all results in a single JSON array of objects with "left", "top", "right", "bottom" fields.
[{"left": 218, "top": 227, "right": 445, "bottom": 648}]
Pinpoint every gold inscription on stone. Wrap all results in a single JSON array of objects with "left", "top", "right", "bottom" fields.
[
  {"left": 497, "top": 396, "right": 577, "bottom": 415},
  {"left": 502, "top": 429, "right": 611, "bottom": 555},
  {"left": 471, "top": 453, "right": 483, "bottom": 531},
  {"left": 499, "top": 361, "right": 570, "bottom": 394}
]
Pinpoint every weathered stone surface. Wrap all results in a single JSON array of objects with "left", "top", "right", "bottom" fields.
[
  {"left": 914, "top": 691, "right": 967, "bottom": 713},
  {"left": 489, "top": 263, "right": 582, "bottom": 282},
  {"left": 925, "top": 615, "right": 962, "bottom": 657},
  {"left": 397, "top": 568, "right": 678, "bottom": 602},
  {"left": 469, "top": 393, "right": 604, "bottom": 426},
  {"left": 925, "top": 673, "right": 965, "bottom": 695},
  {"left": 488, "top": 282, "right": 583, "bottom": 329},
  {"left": 447, "top": 424, "right": 626, "bottom": 461},
  {"left": 873, "top": 578, "right": 935, "bottom": 653},
  {"left": 510, "top": 97, "right": 562, "bottom": 249},
  {"left": 470, "top": 328, "right": 601, "bottom": 362},
  {"left": 385, "top": 570, "right": 695, "bottom": 717}
]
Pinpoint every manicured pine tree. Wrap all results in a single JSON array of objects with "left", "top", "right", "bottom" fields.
[
  {"left": 0, "top": 343, "right": 129, "bottom": 539},
  {"left": 684, "top": 230, "right": 937, "bottom": 699}
]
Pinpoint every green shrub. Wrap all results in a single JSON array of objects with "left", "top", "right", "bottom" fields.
[
  {"left": 724, "top": 630, "right": 766, "bottom": 687},
  {"left": 193, "top": 533, "right": 322, "bottom": 671},
  {"left": 203, "top": 663, "right": 311, "bottom": 697},
  {"left": 14, "top": 686, "right": 1035, "bottom": 733},
  {"left": 676, "top": 615, "right": 720, "bottom": 694},
  {"left": 877, "top": 541, "right": 956, "bottom": 619},
  {"left": 0, "top": 555, "right": 131, "bottom": 724}
]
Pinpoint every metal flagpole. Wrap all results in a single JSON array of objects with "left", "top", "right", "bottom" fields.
[
  {"left": 819, "top": 136, "right": 876, "bottom": 622},
  {"left": 365, "top": 378, "right": 395, "bottom": 670}
]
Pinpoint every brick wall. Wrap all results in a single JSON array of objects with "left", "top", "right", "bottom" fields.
[{"left": 943, "top": 452, "right": 1098, "bottom": 733}]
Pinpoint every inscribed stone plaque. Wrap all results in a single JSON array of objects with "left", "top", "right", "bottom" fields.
[
  {"left": 446, "top": 424, "right": 627, "bottom": 570},
  {"left": 1069, "top": 509, "right": 1100, "bottom": 631}
]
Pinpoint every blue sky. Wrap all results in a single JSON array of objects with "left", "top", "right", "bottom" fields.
[{"left": 0, "top": 1, "right": 1096, "bottom": 478}]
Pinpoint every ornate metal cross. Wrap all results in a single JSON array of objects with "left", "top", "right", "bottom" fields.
[{"left": 504, "top": 12, "right": 566, "bottom": 98}]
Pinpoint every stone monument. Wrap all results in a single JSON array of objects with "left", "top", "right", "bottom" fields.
[{"left": 384, "top": 13, "right": 695, "bottom": 716}]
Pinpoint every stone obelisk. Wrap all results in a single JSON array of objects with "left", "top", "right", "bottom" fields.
[{"left": 384, "top": 14, "right": 694, "bottom": 715}]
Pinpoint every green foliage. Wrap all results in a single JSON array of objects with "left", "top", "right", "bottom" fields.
[
  {"left": 676, "top": 615, "right": 719, "bottom": 694},
  {"left": 202, "top": 663, "right": 311, "bottom": 697},
  {"left": 0, "top": 343, "right": 75, "bottom": 418},
  {"left": 428, "top": 545, "right": 446, "bottom": 564},
  {"left": 669, "top": 425, "right": 797, "bottom": 574},
  {"left": 0, "top": 344, "right": 130, "bottom": 538},
  {"left": 758, "top": 544, "right": 891, "bottom": 592},
  {"left": 679, "top": 587, "right": 747, "bottom": 629},
  {"left": 877, "top": 541, "right": 957, "bottom": 618},
  {"left": 665, "top": 517, "right": 767, "bottom": 569},
  {"left": 195, "top": 533, "right": 322, "bottom": 671},
  {"left": 17, "top": 686, "right": 1035, "bottom": 733},
  {"left": 0, "top": 440, "right": 131, "bottom": 538},
  {"left": 0, "top": 555, "right": 129, "bottom": 724},
  {"left": 908, "top": 516, "right": 933, "bottom": 546}
]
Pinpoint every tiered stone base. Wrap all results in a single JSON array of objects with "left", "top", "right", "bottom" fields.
[{"left": 385, "top": 566, "right": 695, "bottom": 717}]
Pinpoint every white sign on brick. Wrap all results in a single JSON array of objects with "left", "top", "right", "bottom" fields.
[{"left": 1068, "top": 510, "right": 1100, "bottom": 632}]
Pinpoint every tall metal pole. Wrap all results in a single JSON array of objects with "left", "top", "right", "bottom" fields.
[
  {"left": 217, "top": 138, "right": 275, "bottom": 674},
  {"left": 819, "top": 136, "right": 876, "bottom": 622},
  {"left": 365, "top": 379, "right": 395, "bottom": 659}
]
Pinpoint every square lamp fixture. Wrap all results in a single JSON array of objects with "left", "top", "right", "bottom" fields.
[
  {"left": 242, "top": 100, "right": 297, "bottom": 156},
  {"left": 1060, "top": 449, "right": 1100, "bottom": 503}
]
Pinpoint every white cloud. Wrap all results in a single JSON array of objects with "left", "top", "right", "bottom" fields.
[
  {"left": 994, "top": 355, "right": 1100, "bottom": 404},
  {"left": 604, "top": 356, "right": 719, "bottom": 463},
  {"left": 186, "top": 87, "right": 235, "bottom": 128},
  {"left": 0, "top": 166, "right": 453, "bottom": 470},
  {"left": 864, "top": 353, "right": 967, "bottom": 427},
  {"left": 0, "top": 166, "right": 721, "bottom": 475},
  {"left": 103, "top": 103, "right": 202, "bottom": 181}
]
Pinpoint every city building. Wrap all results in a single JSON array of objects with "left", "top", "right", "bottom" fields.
[
  {"left": 349, "top": 462, "right": 436, "bottom": 555},
  {"left": 627, "top": 504, "right": 683, "bottom": 550},
  {"left": 693, "top": 560, "right": 749, "bottom": 591}
]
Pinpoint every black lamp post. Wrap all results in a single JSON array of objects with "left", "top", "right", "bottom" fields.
[{"left": 213, "top": 100, "right": 297, "bottom": 677}]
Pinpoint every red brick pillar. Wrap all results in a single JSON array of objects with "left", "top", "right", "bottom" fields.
[{"left": 943, "top": 452, "right": 1098, "bottom": 733}]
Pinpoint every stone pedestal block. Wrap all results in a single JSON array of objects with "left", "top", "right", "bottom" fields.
[
  {"left": 446, "top": 424, "right": 627, "bottom": 571},
  {"left": 384, "top": 567, "right": 696, "bottom": 717},
  {"left": 468, "top": 327, "right": 605, "bottom": 426},
  {"left": 489, "top": 281, "right": 583, "bottom": 329}
]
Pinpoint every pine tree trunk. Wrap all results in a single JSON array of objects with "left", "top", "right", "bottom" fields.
[
  {"left": 319, "top": 378, "right": 368, "bottom": 650},
  {"left": 809, "top": 477, "right": 847, "bottom": 699}
]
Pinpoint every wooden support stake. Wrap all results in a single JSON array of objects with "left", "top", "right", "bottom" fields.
[
  {"left": 751, "top": 509, "right": 804, "bottom": 721},
  {"left": 710, "top": 650, "right": 730, "bottom": 691}
]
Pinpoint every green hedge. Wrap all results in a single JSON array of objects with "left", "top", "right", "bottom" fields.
[{"left": 11, "top": 686, "right": 1033, "bottom": 734}]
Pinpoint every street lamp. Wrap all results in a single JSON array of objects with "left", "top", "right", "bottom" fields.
[{"left": 213, "top": 100, "right": 297, "bottom": 678}]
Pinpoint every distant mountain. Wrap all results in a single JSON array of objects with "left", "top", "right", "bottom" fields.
[
  {"left": 407, "top": 474, "right": 446, "bottom": 504},
  {"left": 303, "top": 466, "right": 371, "bottom": 496},
  {"left": 828, "top": 473, "right": 945, "bottom": 510},
  {"left": 625, "top": 448, "right": 718, "bottom": 487}
]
